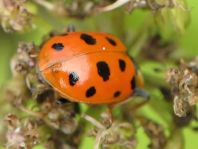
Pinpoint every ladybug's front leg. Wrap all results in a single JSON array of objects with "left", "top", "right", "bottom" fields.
[
  {"left": 128, "top": 54, "right": 150, "bottom": 109},
  {"left": 131, "top": 88, "right": 150, "bottom": 110}
]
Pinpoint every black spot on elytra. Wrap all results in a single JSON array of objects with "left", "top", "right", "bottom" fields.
[
  {"left": 106, "top": 37, "right": 116, "bottom": 46},
  {"left": 96, "top": 61, "right": 110, "bottom": 81},
  {"left": 131, "top": 76, "right": 136, "bottom": 90},
  {"left": 56, "top": 98, "right": 69, "bottom": 105},
  {"left": 86, "top": 86, "right": 96, "bottom": 97},
  {"left": 52, "top": 43, "right": 64, "bottom": 51},
  {"left": 119, "top": 59, "right": 126, "bottom": 72},
  {"left": 69, "top": 72, "right": 79, "bottom": 86},
  {"left": 80, "top": 34, "right": 96, "bottom": 45},
  {"left": 114, "top": 91, "right": 121, "bottom": 97}
]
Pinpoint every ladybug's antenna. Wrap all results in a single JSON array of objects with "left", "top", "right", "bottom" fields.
[{"left": 67, "top": 24, "right": 75, "bottom": 32}]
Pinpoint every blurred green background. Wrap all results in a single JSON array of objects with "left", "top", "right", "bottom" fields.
[{"left": 0, "top": 0, "right": 198, "bottom": 148}]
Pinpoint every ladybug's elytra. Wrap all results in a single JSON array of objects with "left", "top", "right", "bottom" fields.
[{"left": 38, "top": 31, "right": 146, "bottom": 106}]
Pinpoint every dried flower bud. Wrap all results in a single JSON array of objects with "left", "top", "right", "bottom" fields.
[
  {"left": 37, "top": 96, "right": 78, "bottom": 134},
  {"left": 5, "top": 114, "right": 20, "bottom": 130},
  {"left": 173, "top": 95, "right": 190, "bottom": 117},
  {"left": 11, "top": 42, "right": 37, "bottom": 76},
  {"left": 86, "top": 114, "right": 136, "bottom": 149},
  {"left": 33, "top": 0, "right": 95, "bottom": 19},
  {"left": 166, "top": 58, "right": 198, "bottom": 117},
  {"left": 188, "top": 57, "right": 198, "bottom": 73},
  {"left": 5, "top": 114, "right": 39, "bottom": 148},
  {"left": 60, "top": 118, "right": 77, "bottom": 134},
  {"left": 141, "top": 119, "right": 167, "bottom": 149},
  {"left": 0, "top": 0, "right": 32, "bottom": 32}
]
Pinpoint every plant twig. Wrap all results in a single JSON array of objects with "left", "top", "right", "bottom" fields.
[
  {"left": 82, "top": 114, "right": 105, "bottom": 129},
  {"left": 33, "top": 0, "right": 54, "bottom": 11}
]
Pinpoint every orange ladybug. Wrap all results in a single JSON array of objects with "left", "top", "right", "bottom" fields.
[{"left": 38, "top": 31, "right": 147, "bottom": 118}]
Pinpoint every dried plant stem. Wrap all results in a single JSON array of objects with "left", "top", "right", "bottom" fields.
[
  {"left": 33, "top": 0, "right": 54, "bottom": 11},
  {"left": 18, "top": 105, "right": 59, "bottom": 129},
  {"left": 94, "top": 131, "right": 103, "bottom": 149},
  {"left": 82, "top": 114, "right": 105, "bottom": 129},
  {"left": 99, "top": 0, "right": 130, "bottom": 12}
]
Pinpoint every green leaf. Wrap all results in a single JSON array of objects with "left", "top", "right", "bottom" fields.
[{"left": 155, "top": 0, "right": 190, "bottom": 40}]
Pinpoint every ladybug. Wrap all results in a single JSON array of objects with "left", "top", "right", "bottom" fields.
[{"left": 38, "top": 31, "right": 147, "bottom": 117}]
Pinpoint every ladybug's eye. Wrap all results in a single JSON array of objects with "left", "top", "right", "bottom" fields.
[{"left": 52, "top": 43, "right": 64, "bottom": 51}]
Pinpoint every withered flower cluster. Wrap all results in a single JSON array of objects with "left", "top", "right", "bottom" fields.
[
  {"left": 166, "top": 58, "right": 198, "bottom": 117},
  {"left": 4, "top": 42, "right": 79, "bottom": 148},
  {"left": 0, "top": 0, "right": 180, "bottom": 32},
  {"left": 0, "top": 0, "right": 32, "bottom": 32},
  {"left": 85, "top": 114, "right": 136, "bottom": 149},
  {"left": 5, "top": 114, "right": 39, "bottom": 149},
  {"left": 141, "top": 119, "right": 167, "bottom": 149}
]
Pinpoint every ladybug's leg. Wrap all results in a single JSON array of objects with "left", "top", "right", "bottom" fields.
[
  {"left": 130, "top": 88, "right": 150, "bottom": 111},
  {"left": 56, "top": 97, "right": 80, "bottom": 115},
  {"left": 107, "top": 104, "right": 114, "bottom": 124},
  {"left": 133, "top": 88, "right": 149, "bottom": 99},
  {"left": 129, "top": 57, "right": 149, "bottom": 110},
  {"left": 115, "top": 88, "right": 149, "bottom": 113},
  {"left": 83, "top": 105, "right": 114, "bottom": 128},
  {"left": 56, "top": 97, "right": 70, "bottom": 105}
]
